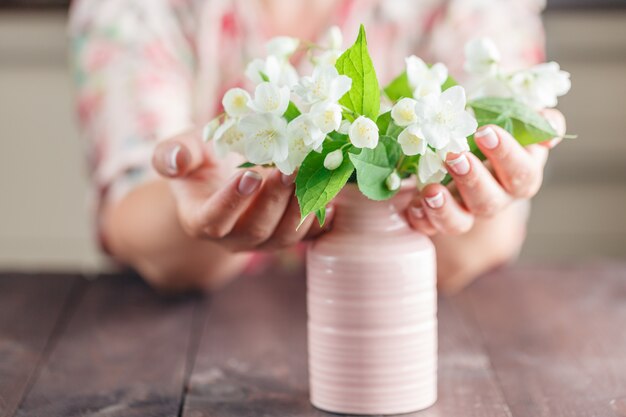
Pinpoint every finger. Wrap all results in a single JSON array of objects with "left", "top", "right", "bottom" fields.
[
  {"left": 540, "top": 108, "right": 566, "bottom": 149},
  {"left": 473, "top": 126, "right": 544, "bottom": 199},
  {"left": 258, "top": 194, "right": 314, "bottom": 250},
  {"left": 228, "top": 170, "right": 296, "bottom": 248},
  {"left": 406, "top": 201, "right": 438, "bottom": 236},
  {"left": 419, "top": 184, "right": 474, "bottom": 235},
  {"left": 153, "top": 127, "right": 206, "bottom": 178},
  {"left": 304, "top": 204, "right": 335, "bottom": 240},
  {"left": 444, "top": 150, "right": 511, "bottom": 217},
  {"left": 185, "top": 170, "right": 263, "bottom": 239}
]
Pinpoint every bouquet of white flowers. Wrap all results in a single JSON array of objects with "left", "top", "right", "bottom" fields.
[{"left": 203, "top": 25, "right": 571, "bottom": 225}]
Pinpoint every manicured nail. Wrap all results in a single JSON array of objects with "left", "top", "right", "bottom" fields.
[
  {"left": 238, "top": 171, "right": 262, "bottom": 195},
  {"left": 281, "top": 172, "right": 297, "bottom": 186},
  {"left": 425, "top": 192, "right": 444, "bottom": 209},
  {"left": 475, "top": 127, "right": 499, "bottom": 149},
  {"left": 548, "top": 137, "right": 562, "bottom": 148},
  {"left": 447, "top": 154, "right": 470, "bottom": 175},
  {"left": 410, "top": 206, "right": 425, "bottom": 219},
  {"left": 167, "top": 144, "right": 181, "bottom": 175}
]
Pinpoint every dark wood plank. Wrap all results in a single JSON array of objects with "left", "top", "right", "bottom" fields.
[
  {"left": 183, "top": 263, "right": 514, "bottom": 417},
  {"left": 455, "top": 262, "right": 626, "bottom": 417},
  {"left": 15, "top": 273, "right": 202, "bottom": 417},
  {"left": 182, "top": 265, "right": 319, "bottom": 417},
  {"left": 419, "top": 299, "right": 513, "bottom": 417},
  {"left": 0, "top": 273, "right": 78, "bottom": 417}
]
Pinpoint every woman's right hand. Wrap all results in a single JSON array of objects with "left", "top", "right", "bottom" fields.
[{"left": 152, "top": 127, "right": 331, "bottom": 252}]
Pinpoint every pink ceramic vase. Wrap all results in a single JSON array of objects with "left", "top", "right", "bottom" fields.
[{"left": 307, "top": 184, "right": 437, "bottom": 415}]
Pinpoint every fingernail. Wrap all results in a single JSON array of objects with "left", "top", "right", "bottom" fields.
[
  {"left": 167, "top": 144, "right": 181, "bottom": 175},
  {"left": 547, "top": 117, "right": 560, "bottom": 133},
  {"left": 548, "top": 137, "right": 562, "bottom": 148},
  {"left": 425, "top": 192, "right": 444, "bottom": 209},
  {"left": 447, "top": 153, "right": 470, "bottom": 175},
  {"left": 281, "top": 172, "right": 296, "bottom": 186},
  {"left": 410, "top": 206, "right": 425, "bottom": 219},
  {"left": 475, "top": 127, "right": 499, "bottom": 150},
  {"left": 238, "top": 171, "right": 262, "bottom": 195}
]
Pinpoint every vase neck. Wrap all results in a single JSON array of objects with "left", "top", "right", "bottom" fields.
[{"left": 332, "top": 185, "right": 412, "bottom": 234}]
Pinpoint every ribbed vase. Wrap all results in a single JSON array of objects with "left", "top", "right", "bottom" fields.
[{"left": 306, "top": 184, "right": 437, "bottom": 415}]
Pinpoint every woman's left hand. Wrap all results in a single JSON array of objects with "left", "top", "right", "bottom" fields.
[{"left": 406, "top": 109, "right": 566, "bottom": 235}]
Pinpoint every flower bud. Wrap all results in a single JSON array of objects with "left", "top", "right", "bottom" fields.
[
  {"left": 385, "top": 170, "right": 401, "bottom": 191},
  {"left": 202, "top": 119, "right": 220, "bottom": 142},
  {"left": 349, "top": 116, "right": 379, "bottom": 149},
  {"left": 324, "top": 149, "right": 344, "bottom": 170}
]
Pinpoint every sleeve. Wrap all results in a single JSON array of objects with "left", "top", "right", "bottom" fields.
[
  {"left": 69, "top": 0, "right": 197, "bottom": 208},
  {"left": 423, "top": 0, "right": 546, "bottom": 78}
]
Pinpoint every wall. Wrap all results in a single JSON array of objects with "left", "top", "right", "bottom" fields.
[{"left": 0, "top": 10, "right": 625, "bottom": 271}]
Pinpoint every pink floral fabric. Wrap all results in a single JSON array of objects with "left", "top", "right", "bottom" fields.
[{"left": 69, "top": 0, "right": 546, "bottom": 235}]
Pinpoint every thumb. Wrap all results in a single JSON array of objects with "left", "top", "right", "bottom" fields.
[
  {"left": 540, "top": 109, "right": 566, "bottom": 149},
  {"left": 152, "top": 127, "right": 207, "bottom": 178}
]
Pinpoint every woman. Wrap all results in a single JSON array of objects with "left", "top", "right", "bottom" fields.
[{"left": 69, "top": 0, "right": 565, "bottom": 292}]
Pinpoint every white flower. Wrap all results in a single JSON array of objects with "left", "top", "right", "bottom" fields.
[
  {"left": 287, "top": 114, "right": 325, "bottom": 150},
  {"left": 239, "top": 113, "right": 289, "bottom": 165},
  {"left": 266, "top": 36, "right": 300, "bottom": 58},
  {"left": 326, "top": 26, "right": 343, "bottom": 51},
  {"left": 310, "top": 101, "right": 343, "bottom": 134},
  {"left": 247, "top": 82, "right": 290, "bottom": 116},
  {"left": 413, "top": 78, "right": 445, "bottom": 98},
  {"left": 316, "top": 49, "right": 344, "bottom": 67},
  {"left": 464, "top": 37, "right": 501, "bottom": 76},
  {"left": 315, "top": 26, "right": 344, "bottom": 66},
  {"left": 418, "top": 148, "right": 448, "bottom": 186},
  {"left": 202, "top": 118, "right": 220, "bottom": 143},
  {"left": 397, "top": 124, "right": 427, "bottom": 156},
  {"left": 509, "top": 62, "right": 571, "bottom": 109},
  {"left": 391, "top": 97, "right": 418, "bottom": 127},
  {"left": 349, "top": 116, "right": 379, "bottom": 149},
  {"left": 323, "top": 149, "right": 343, "bottom": 170},
  {"left": 385, "top": 171, "right": 401, "bottom": 191},
  {"left": 245, "top": 55, "right": 299, "bottom": 87},
  {"left": 294, "top": 65, "right": 352, "bottom": 105},
  {"left": 222, "top": 88, "right": 251, "bottom": 118},
  {"left": 275, "top": 123, "right": 316, "bottom": 175},
  {"left": 406, "top": 56, "right": 448, "bottom": 98},
  {"left": 213, "top": 118, "right": 245, "bottom": 157},
  {"left": 338, "top": 119, "right": 351, "bottom": 135},
  {"left": 414, "top": 86, "right": 477, "bottom": 150}
]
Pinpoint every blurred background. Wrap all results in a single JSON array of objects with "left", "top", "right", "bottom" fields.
[{"left": 0, "top": 0, "right": 625, "bottom": 272}]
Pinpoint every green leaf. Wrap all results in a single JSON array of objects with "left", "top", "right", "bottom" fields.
[
  {"left": 348, "top": 136, "right": 401, "bottom": 200},
  {"left": 283, "top": 101, "right": 301, "bottom": 122},
  {"left": 315, "top": 207, "right": 326, "bottom": 226},
  {"left": 376, "top": 111, "right": 392, "bottom": 134},
  {"left": 259, "top": 71, "right": 270, "bottom": 82},
  {"left": 384, "top": 71, "right": 458, "bottom": 101},
  {"left": 237, "top": 162, "right": 257, "bottom": 168},
  {"left": 335, "top": 25, "right": 380, "bottom": 120},
  {"left": 327, "top": 131, "right": 349, "bottom": 142},
  {"left": 468, "top": 97, "right": 557, "bottom": 146},
  {"left": 384, "top": 72, "right": 412, "bottom": 102},
  {"left": 376, "top": 111, "right": 403, "bottom": 138},
  {"left": 296, "top": 141, "right": 354, "bottom": 221}
]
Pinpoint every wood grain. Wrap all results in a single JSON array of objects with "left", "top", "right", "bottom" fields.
[
  {"left": 15, "top": 273, "right": 201, "bottom": 417},
  {"left": 182, "top": 263, "right": 515, "bottom": 417},
  {"left": 0, "top": 273, "right": 77, "bottom": 417},
  {"left": 455, "top": 263, "right": 626, "bottom": 417},
  {"left": 181, "top": 266, "right": 322, "bottom": 417}
]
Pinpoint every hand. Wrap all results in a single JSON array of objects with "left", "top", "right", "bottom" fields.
[
  {"left": 152, "top": 127, "right": 331, "bottom": 252},
  {"left": 407, "top": 109, "right": 566, "bottom": 235}
]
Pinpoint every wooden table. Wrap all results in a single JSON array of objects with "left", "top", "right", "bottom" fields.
[{"left": 1, "top": 262, "right": 625, "bottom": 417}]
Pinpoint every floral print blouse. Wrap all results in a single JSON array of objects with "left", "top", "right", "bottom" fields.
[{"left": 69, "top": 0, "right": 546, "bottom": 235}]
